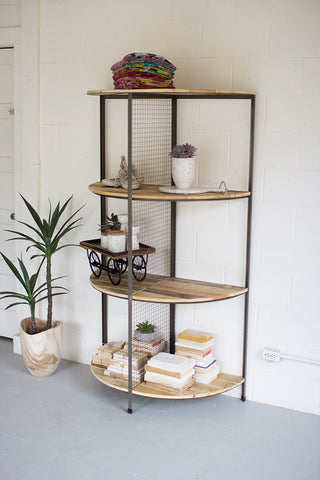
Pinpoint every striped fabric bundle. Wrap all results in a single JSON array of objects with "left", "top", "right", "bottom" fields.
[{"left": 111, "top": 52, "right": 176, "bottom": 89}]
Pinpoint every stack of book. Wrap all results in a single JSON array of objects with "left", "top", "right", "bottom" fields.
[
  {"left": 91, "top": 341, "right": 125, "bottom": 368},
  {"left": 104, "top": 350, "right": 148, "bottom": 382},
  {"left": 194, "top": 360, "right": 220, "bottom": 385},
  {"left": 176, "top": 329, "right": 220, "bottom": 385},
  {"left": 131, "top": 338, "right": 167, "bottom": 358},
  {"left": 144, "top": 352, "right": 195, "bottom": 393}
]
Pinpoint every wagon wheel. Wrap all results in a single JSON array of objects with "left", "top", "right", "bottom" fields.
[
  {"left": 118, "top": 257, "right": 128, "bottom": 274},
  {"left": 132, "top": 255, "right": 147, "bottom": 282},
  {"left": 107, "top": 258, "right": 122, "bottom": 285},
  {"left": 89, "top": 250, "right": 102, "bottom": 277}
]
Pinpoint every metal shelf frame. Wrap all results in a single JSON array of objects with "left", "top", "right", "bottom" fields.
[{"left": 96, "top": 91, "right": 255, "bottom": 413}]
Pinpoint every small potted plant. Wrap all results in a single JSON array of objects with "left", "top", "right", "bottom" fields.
[
  {"left": 170, "top": 143, "right": 197, "bottom": 189},
  {"left": 134, "top": 320, "right": 158, "bottom": 342},
  {"left": 100, "top": 213, "right": 125, "bottom": 252}
]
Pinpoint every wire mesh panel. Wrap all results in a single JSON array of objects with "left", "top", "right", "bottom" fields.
[
  {"left": 131, "top": 98, "right": 172, "bottom": 184},
  {"left": 130, "top": 98, "right": 172, "bottom": 383}
]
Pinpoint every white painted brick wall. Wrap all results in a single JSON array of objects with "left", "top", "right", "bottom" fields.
[{"left": 4, "top": 0, "right": 316, "bottom": 415}]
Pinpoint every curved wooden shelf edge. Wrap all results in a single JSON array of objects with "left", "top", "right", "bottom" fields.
[
  {"left": 91, "top": 365, "right": 244, "bottom": 400},
  {"left": 87, "top": 88, "right": 255, "bottom": 96},
  {"left": 89, "top": 272, "right": 248, "bottom": 304},
  {"left": 89, "top": 183, "right": 251, "bottom": 202}
]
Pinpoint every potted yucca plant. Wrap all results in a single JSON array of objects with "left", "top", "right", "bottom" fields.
[
  {"left": 0, "top": 195, "right": 82, "bottom": 376},
  {"left": 0, "top": 254, "right": 66, "bottom": 376},
  {"left": 169, "top": 143, "right": 197, "bottom": 189}
]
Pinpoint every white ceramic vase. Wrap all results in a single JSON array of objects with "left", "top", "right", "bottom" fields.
[
  {"left": 118, "top": 214, "right": 128, "bottom": 232},
  {"left": 172, "top": 157, "right": 195, "bottom": 189},
  {"left": 20, "top": 318, "right": 63, "bottom": 377}
]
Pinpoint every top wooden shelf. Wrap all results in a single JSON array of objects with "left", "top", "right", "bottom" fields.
[
  {"left": 89, "top": 183, "right": 250, "bottom": 201},
  {"left": 87, "top": 88, "right": 255, "bottom": 97}
]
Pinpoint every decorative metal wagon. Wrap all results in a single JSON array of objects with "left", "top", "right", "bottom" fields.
[{"left": 80, "top": 239, "right": 155, "bottom": 285}]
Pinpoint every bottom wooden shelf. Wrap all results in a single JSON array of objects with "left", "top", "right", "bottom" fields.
[{"left": 91, "top": 365, "right": 244, "bottom": 400}]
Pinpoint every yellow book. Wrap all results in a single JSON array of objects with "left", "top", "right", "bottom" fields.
[{"left": 177, "top": 329, "right": 213, "bottom": 343}]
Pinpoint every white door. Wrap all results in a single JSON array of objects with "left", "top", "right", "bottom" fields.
[{"left": 0, "top": 47, "right": 17, "bottom": 338}]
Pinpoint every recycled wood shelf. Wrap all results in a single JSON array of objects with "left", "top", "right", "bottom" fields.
[
  {"left": 89, "top": 182, "right": 251, "bottom": 202},
  {"left": 91, "top": 365, "right": 244, "bottom": 399},
  {"left": 90, "top": 271, "right": 248, "bottom": 303},
  {"left": 87, "top": 88, "right": 255, "bottom": 97}
]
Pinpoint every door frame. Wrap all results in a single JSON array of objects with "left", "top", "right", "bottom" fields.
[{"left": 0, "top": 0, "right": 40, "bottom": 330}]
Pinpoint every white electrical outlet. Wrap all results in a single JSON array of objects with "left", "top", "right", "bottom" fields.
[{"left": 262, "top": 348, "right": 281, "bottom": 362}]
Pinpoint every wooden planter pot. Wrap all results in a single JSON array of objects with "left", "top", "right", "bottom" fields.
[{"left": 20, "top": 318, "right": 63, "bottom": 376}]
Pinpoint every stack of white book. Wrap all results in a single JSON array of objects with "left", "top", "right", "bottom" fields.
[
  {"left": 91, "top": 341, "right": 125, "bottom": 368},
  {"left": 176, "top": 329, "right": 220, "bottom": 385},
  {"left": 131, "top": 338, "right": 167, "bottom": 357},
  {"left": 193, "top": 361, "right": 220, "bottom": 385},
  {"left": 104, "top": 350, "right": 148, "bottom": 382},
  {"left": 144, "top": 352, "right": 195, "bottom": 393}
]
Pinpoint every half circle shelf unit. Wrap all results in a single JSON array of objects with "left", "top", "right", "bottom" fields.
[{"left": 83, "top": 89, "right": 255, "bottom": 412}]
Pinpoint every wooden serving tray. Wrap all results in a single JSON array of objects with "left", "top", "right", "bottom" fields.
[{"left": 80, "top": 238, "right": 155, "bottom": 259}]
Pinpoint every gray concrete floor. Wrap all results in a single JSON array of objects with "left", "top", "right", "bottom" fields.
[{"left": 1, "top": 337, "right": 319, "bottom": 480}]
